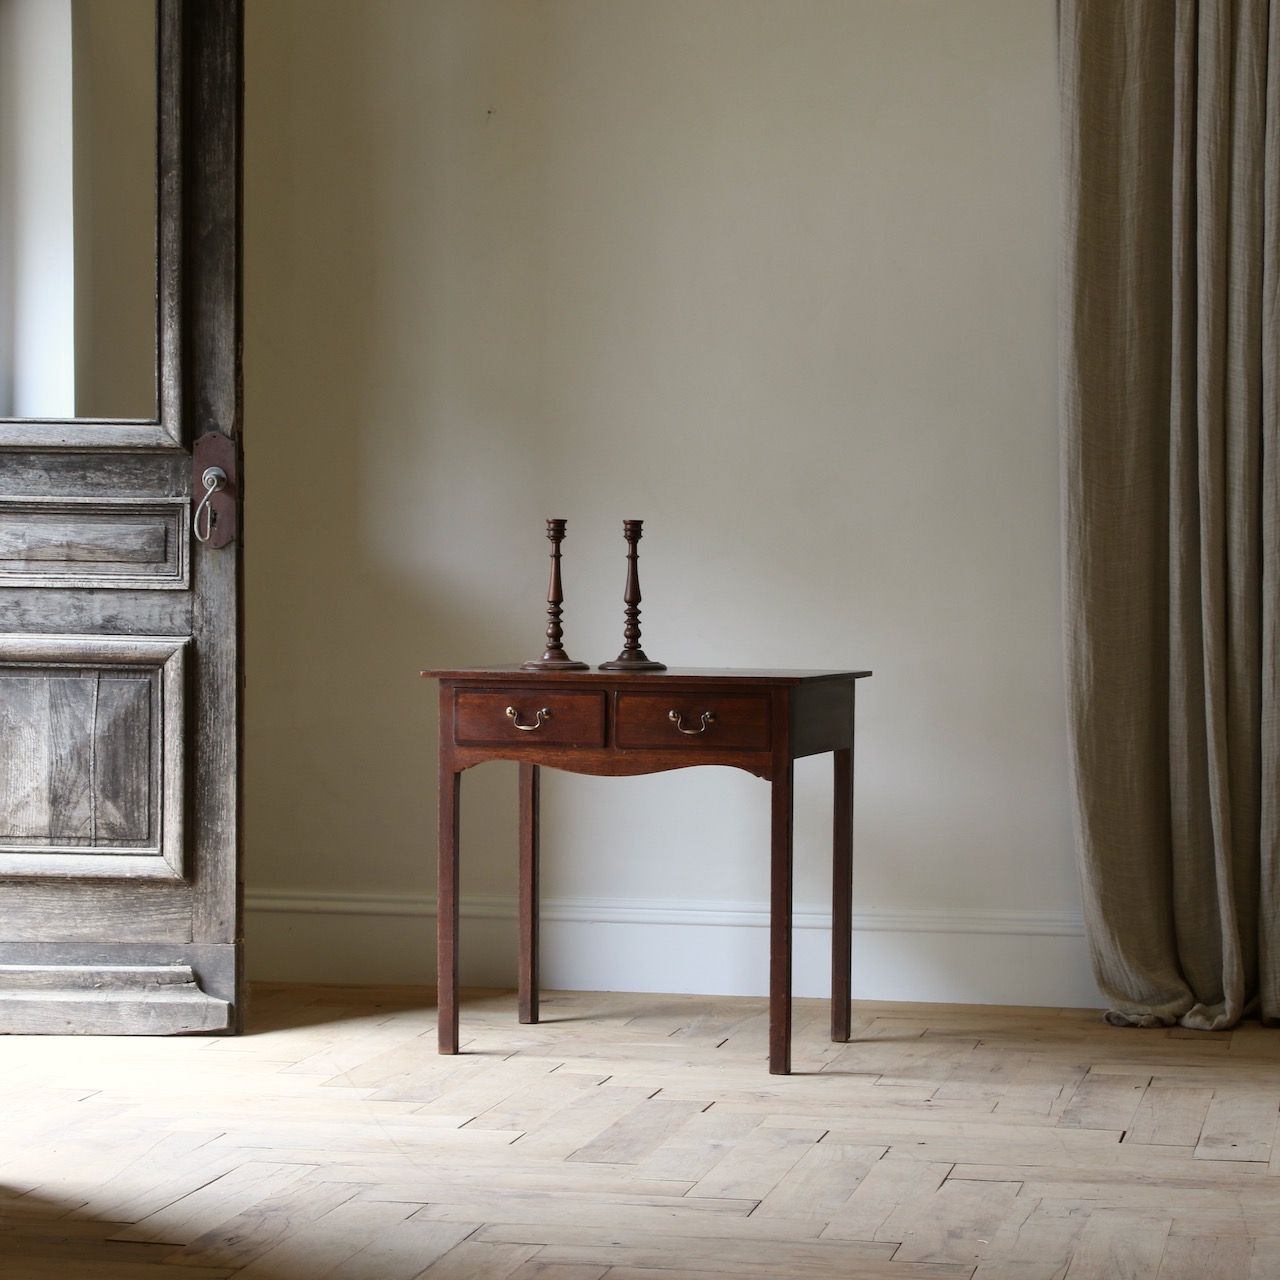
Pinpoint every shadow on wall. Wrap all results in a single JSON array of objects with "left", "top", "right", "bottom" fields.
[
  {"left": 243, "top": 0, "right": 551, "bottom": 929},
  {"left": 241, "top": 0, "right": 1078, "bottom": 1000},
  {"left": 243, "top": 0, "right": 838, "bottom": 941}
]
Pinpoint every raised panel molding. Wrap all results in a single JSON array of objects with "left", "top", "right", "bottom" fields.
[
  {"left": 0, "top": 635, "right": 188, "bottom": 880},
  {"left": 0, "top": 497, "right": 189, "bottom": 589}
]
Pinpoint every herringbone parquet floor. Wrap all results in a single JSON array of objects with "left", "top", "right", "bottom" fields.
[{"left": 2, "top": 983, "right": 1279, "bottom": 1279}]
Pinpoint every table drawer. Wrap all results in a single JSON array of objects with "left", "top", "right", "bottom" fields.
[
  {"left": 614, "top": 692, "right": 771, "bottom": 750},
  {"left": 454, "top": 689, "right": 606, "bottom": 747}
]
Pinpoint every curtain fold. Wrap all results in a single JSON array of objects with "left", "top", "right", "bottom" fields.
[{"left": 1061, "top": 0, "right": 1279, "bottom": 1028}]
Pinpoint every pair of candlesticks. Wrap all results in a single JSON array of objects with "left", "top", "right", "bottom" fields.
[{"left": 523, "top": 518, "right": 664, "bottom": 672}]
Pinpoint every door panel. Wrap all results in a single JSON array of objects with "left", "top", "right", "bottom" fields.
[
  {"left": 0, "top": 497, "right": 190, "bottom": 589},
  {"left": 2, "top": 670, "right": 156, "bottom": 846},
  {"left": 0, "top": 1, "right": 242, "bottom": 1034},
  {"left": 0, "top": 635, "right": 187, "bottom": 878}
]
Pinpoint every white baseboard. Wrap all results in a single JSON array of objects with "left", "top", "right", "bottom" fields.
[{"left": 245, "top": 889, "right": 1104, "bottom": 1009}]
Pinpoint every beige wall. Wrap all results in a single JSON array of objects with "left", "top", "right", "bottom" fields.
[
  {"left": 0, "top": 0, "right": 154, "bottom": 418},
  {"left": 73, "top": 0, "right": 155, "bottom": 418},
  {"left": 245, "top": 0, "right": 1095, "bottom": 1004}
]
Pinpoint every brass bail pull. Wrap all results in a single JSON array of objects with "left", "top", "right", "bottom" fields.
[
  {"left": 668, "top": 710, "right": 716, "bottom": 735},
  {"left": 507, "top": 706, "right": 552, "bottom": 732}
]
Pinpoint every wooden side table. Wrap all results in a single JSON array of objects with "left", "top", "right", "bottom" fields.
[{"left": 423, "top": 666, "right": 871, "bottom": 1074}]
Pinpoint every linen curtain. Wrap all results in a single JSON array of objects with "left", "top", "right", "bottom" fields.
[{"left": 1061, "top": 0, "right": 1279, "bottom": 1028}]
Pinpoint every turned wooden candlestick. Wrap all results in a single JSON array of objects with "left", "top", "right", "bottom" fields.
[
  {"left": 522, "top": 518, "right": 589, "bottom": 671},
  {"left": 599, "top": 518, "right": 666, "bottom": 671}
]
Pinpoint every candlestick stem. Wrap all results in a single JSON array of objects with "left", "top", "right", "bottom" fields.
[
  {"left": 599, "top": 519, "right": 665, "bottom": 671},
  {"left": 522, "top": 518, "right": 588, "bottom": 671}
]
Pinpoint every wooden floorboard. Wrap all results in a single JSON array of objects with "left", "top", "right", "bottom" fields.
[{"left": 1, "top": 984, "right": 1279, "bottom": 1278}]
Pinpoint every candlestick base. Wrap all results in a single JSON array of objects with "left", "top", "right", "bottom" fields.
[
  {"left": 598, "top": 651, "right": 666, "bottom": 671},
  {"left": 521, "top": 654, "right": 590, "bottom": 671}
]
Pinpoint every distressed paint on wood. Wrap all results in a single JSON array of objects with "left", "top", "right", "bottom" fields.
[
  {"left": 0, "top": 671, "right": 154, "bottom": 845},
  {"left": 0, "top": 964, "right": 229, "bottom": 1034},
  {"left": 0, "top": 635, "right": 187, "bottom": 880},
  {"left": 0, "top": 1, "right": 242, "bottom": 1034},
  {"left": 183, "top": 0, "right": 244, "bottom": 1012},
  {"left": 0, "top": 518, "right": 166, "bottom": 563},
  {"left": 0, "top": 587, "right": 193, "bottom": 636},
  {"left": 0, "top": 882, "right": 193, "bottom": 941},
  {"left": 0, "top": 452, "right": 189, "bottom": 497}
]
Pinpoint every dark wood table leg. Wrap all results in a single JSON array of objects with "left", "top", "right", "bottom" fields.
[
  {"left": 769, "top": 761, "right": 795, "bottom": 1075},
  {"left": 518, "top": 763, "right": 540, "bottom": 1024},
  {"left": 437, "top": 762, "right": 461, "bottom": 1055},
  {"left": 831, "top": 746, "right": 853, "bottom": 1042}
]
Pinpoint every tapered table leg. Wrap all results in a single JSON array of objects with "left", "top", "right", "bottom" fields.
[
  {"left": 769, "top": 761, "right": 795, "bottom": 1075},
  {"left": 831, "top": 746, "right": 853, "bottom": 1042},
  {"left": 437, "top": 764, "right": 461, "bottom": 1055},
  {"left": 518, "top": 763, "right": 541, "bottom": 1023}
]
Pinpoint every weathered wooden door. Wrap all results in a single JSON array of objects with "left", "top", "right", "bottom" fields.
[{"left": 0, "top": 0, "right": 243, "bottom": 1033}]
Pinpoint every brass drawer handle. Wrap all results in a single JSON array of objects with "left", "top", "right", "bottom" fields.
[
  {"left": 668, "top": 709, "right": 716, "bottom": 735},
  {"left": 507, "top": 706, "right": 552, "bottom": 732}
]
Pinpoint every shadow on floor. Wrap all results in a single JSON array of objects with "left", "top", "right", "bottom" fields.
[{"left": 0, "top": 1187, "right": 302, "bottom": 1278}]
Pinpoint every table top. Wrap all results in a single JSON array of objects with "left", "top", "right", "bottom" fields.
[{"left": 423, "top": 666, "right": 872, "bottom": 684}]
